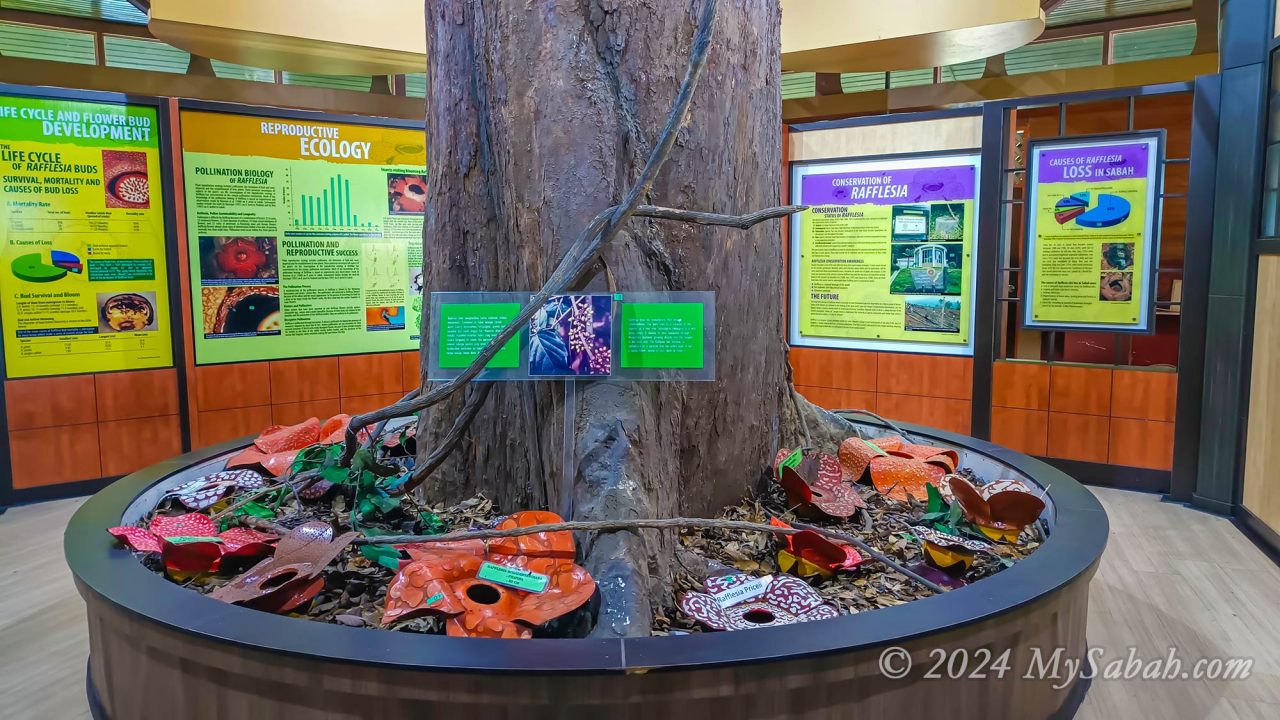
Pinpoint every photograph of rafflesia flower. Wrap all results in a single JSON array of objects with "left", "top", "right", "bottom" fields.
[
  {"left": 198, "top": 237, "right": 279, "bottom": 284},
  {"left": 528, "top": 294, "right": 613, "bottom": 376}
]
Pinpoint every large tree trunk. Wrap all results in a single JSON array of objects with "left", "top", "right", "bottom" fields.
[{"left": 418, "top": 0, "right": 789, "bottom": 636}]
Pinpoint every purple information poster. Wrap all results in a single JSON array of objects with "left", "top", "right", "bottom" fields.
[
  {"left": 789, "top": 153, "right": 980, "bottom": 355},
  {"left": 1023, "top": 133, "right": 1162, "bottom": 332}
]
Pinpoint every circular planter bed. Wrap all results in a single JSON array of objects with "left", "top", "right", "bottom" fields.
[{"left": 67, "top": 419, "right": 1106, "bottom": 720}]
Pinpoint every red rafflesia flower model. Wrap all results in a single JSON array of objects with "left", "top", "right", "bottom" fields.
[{"left": 108, "top": 512, "right": 277, "bottom": 575}]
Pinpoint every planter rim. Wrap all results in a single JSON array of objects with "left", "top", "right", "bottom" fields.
[{"left": 65, "top": 418, "right": 1108, "bottom": 673}]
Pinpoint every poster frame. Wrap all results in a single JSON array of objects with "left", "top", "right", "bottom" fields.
[
  {"left": 0, "top": 84, "right": 185, "bottom": 506},
  {"left": 788, "top": 148, "right": 983, "bottom": 357},
  {"left": 175, "top": 99, "right": 425, "bottom": 367},
  {"left": 1020, "top": 129, "right": 1165, "bottom": 334},
  {"left": 0, "top": 83, "right": 181, "bottom": 381}
]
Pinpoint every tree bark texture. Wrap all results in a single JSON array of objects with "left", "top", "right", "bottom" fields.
[{"left": 418, "top": 0, "right": 786, "bottom": 636}]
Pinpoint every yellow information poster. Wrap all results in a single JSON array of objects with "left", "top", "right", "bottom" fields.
[
  {"left": 1023, "top": 134, "right": 1161, "bottom": 332},
  {"left": 790, "top": 154, "right": 979, "bottom": 355},
  {"left": 0, "top": 94, "right": 172, "bottom": 379},
  {"left": 180, "top": 109, "right": 426, "bottom": 364}
]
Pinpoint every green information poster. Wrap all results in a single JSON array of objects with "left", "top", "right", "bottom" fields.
[
  {"left": 1023, "top": 134, "right": 1161, "bottom": 332},
  {"left": 180, "top": 108, "right": 426, "bottom": 364},
  {"left": 438, "top": 302, "right": 520, "bottom": 368},
  {"left": 619, "top": 302, "right": 704, "bottom": 369},
  {"left": 790, "top": 155, "right": 979, "bottom": 355},
  {"left": 0, "top": 94, "right": 173, "bottom": 378}
]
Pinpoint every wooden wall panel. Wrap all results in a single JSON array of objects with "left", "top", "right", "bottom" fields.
[
  {"left": 269, "top": 358, "right": 340, "bottom": 403},
  {"left": 341, "top": 392, "right": 408, "bottom": 417},
  {"left": 1048, "top": 365, "right": 1113, "bottom": 416},
  {"left": 1046, "top": 412, "right": 1110, "bottom": 464},
  {"left": 876, "top": 354, "right": 972, "bottom": 401},
  {"left": 9, "top": 424, "right": 101, "bottom": 489},
  {"left": 6, "top": 368, "right": 184, "bottom": 493},
  {"left": 5, "top": 376, "right": 98, "bottom": 430},
  {"left": 271, "top": 399, "right": 342, "bottom": 426},
  {"left": 992, "top": 361, "right": 1049, "bottom": 410},
  {"left": 1243, "top": 256, "right": 1280, "bottom": 533},
  {"left": 1108, "top": 418, "right": 1175, "bottom": 471},
  {"left": 180, "top": 353, "right": 411, "bottom": 455},
  {"left": 789, "top": 348, "right": 878, "bottom": 391},
  {"left": 1109, "top": 369, "right": 1177, "bottom": 422},
  {"left": 876, "top": 394, "right": 971, "bottom": 435},
  {"left": 339, "top": 354, "right": 405, "bottom": 398},
  {"left": 99, "top": 416, "right": 183, "bottom": 477},
  {"left": 194, "top": 362, "right": 271, "bottom": 411},
  {"left": 987, "top": 363, "right": 1177, "bottom": 469},
  {"left": 401, "top": 352, "right": 421, "bottom": 393},
  {"left": 789, "top": 349, "right": 972, "bottom": 435},
  {"left": 990, "top": 407, "right": 1048, "bottom": 457},
  {"left": 95, "top": 370, "right": 179, "bottom": 422},
  {"left": 795, "top": 386, "right": 877, "bottom": 413},
  {"left": 194, "top": 406, "right": 272, "bottom": 448},
  {"left": 1063, "top": 99, "right": 1131, "bottom": 135}
]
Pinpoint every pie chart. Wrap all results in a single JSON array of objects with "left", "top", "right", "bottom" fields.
[
  {"left": 11, "top": 250, "right": 82, "bottom": 282},
  {"left": 1053, "top": 191, "right": 1090, "bottom": 224},
  {"left": 1053, "top": 191, "right": 1131, "bottom": 228}
]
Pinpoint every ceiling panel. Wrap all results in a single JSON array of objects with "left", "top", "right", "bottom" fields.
[
  {"left": 103, "top": 33, "right": 187, "bottom": 73},
  {"left": 0, "top": 19, "right": 95, "bottom": 63},
  {"left": 1046, "top": 0, "right": 1192, "bottom": 28},
  {"left": 0, "top": 0, "right": 147, "bottom": 25},
  {"left": 1111, "top": 21, "right": 1196, "bottom": 63}
]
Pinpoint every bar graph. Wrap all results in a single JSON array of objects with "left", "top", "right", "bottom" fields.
[{"left": 292, "top": 173, "right": 374, "bottom": 230}]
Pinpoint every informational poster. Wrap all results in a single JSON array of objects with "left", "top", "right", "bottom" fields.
[
  {"left": 790, "top": 153, "right": 980, "bottom": 355},
  {"left": 180, "top": 108, "right": 426, "bottom": 364},
  {"left": 437, "top": 302, "right": 520, "bottom": 369},
  {"left": 618, "top": 301, "right": 705, "bottom": 370},
  {"left": 427, "top": 291, "right": 715, "bottom": 381},
  {"left": 1023, "top": 133, "right": 1162, "bottom": 332},
  {"left": 0, "top": 94, "right": 173, "bottom": 378}
]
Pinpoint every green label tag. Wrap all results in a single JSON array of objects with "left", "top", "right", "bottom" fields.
[
  {"left": 613, "top": 293, "right": 624, "bottom": 301},
  {"left": 166, "top": 536, "right": 223, "bottom": 544},
  {"left": 777, "top": 447, "right": 804, "bottom": 472},
  {"left": 477, "top": 561, "right": 549, "bottom": 593}
]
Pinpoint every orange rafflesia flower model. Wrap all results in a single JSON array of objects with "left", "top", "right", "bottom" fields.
[
  {"left": 838, "top": 435, "right": 956, "bottom": 503},
  {"left": 225, "top": 415, "right": 358, "bottom": 477},
  {"left": 381, "top": 511, "right": 597, "bottom": 639}
]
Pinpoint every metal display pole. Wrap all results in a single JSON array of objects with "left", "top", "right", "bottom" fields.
[{"left": 559, "top": 380, "right": 577, "bottom": 521}]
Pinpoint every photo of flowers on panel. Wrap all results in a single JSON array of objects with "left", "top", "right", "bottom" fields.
[{"left": 528, "top": 294, "right": 613, "bottom": 376}]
